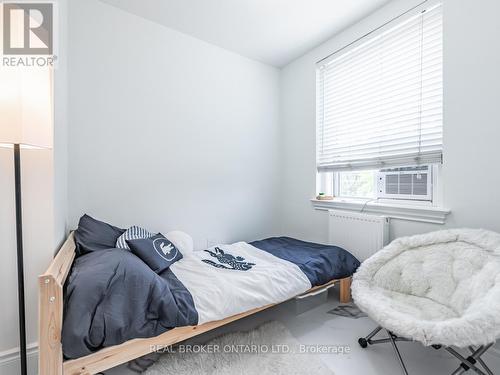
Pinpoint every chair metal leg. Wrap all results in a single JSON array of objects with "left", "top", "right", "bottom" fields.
[
  {"left": 369, "top": 337, "right": 411, "bottom": 345},
  {"left": 366, "top": 326, "right": 382, "bottom": 341},
  {"left": 469, "top": 346, "right": 494, "bottom": 375},
  {"left": 446, "top": 345, "right": 493, "bottom": 375},
  {"left": 360, "top": 326, "right": 411, "bottom": 346},
  {"left": 386, "top": 330, "right": 409, "bottom": 375},
  {"left": 358, "top": 326, "right": 382, "bottom": 348},
  {"left": 358, "top": 326, "right": 495, "bottom": 375}
]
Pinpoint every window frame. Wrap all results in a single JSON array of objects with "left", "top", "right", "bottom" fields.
[
  {"left": 329, "top": 164, "right": 442, "bottom": 206},
  {"left": 318, "top": 165, "right": 442, "bottom": 206},
  {"left": 312, "top": 0, "right": 449, "bottom": 224}
]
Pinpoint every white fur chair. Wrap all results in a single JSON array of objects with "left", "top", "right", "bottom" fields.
[{"left": 352, "top": 229, "right": 500, "bottom": 375}]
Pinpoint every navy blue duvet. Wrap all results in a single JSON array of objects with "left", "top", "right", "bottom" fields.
[
  {"left": 62, "top": 236, "right": 359, "bottom": 359},
  {"left": 251, "top": 237, "right": 360, "bottom": 286},
  {"left": 62, "top": 249, "right": 198, "bottom": 359}
]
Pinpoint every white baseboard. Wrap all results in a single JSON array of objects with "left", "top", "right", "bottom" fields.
[{"left": 0, "top": 344, "right": 38, "bottom": 375}]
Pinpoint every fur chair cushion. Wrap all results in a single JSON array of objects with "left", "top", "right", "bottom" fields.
[{"left": 352, "top": 229, "right": 500, "bottom": 347}]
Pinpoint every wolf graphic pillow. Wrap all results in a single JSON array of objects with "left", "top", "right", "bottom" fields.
[{"left": 127, "top": 234, "right": 183, "bottom": 273}]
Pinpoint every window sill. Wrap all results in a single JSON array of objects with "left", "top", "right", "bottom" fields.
[{"left": 311, "top": 198, "right": 450, "bottom": 224}]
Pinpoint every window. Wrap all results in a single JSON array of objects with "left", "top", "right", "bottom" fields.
[
  {"left": 316, "top": 3, "right": 443, "bottom": 202},
  {"left": 338, "top": 170, "right": 376, "bottom": 199}
]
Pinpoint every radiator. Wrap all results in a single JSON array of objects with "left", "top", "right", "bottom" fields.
[{"left": 328, "top": 210, "right": 390, "bottom": 261}]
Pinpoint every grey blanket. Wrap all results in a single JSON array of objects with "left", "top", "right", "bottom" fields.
[{"left": 62, "top": 248, "right": 198, "bottom": 359}]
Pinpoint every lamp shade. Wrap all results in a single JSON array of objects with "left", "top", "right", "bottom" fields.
[{"left": 0, "top": 66, "right": 53, "bottom": 149}]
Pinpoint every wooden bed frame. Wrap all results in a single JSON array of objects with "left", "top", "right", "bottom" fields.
[{"left": 39, "top": 232, "right": 352, "bottom": 375}]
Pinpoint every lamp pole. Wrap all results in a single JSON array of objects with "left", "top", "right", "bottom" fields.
[{"left": 14, "top": 143, "right": 27, "bottom": 375}]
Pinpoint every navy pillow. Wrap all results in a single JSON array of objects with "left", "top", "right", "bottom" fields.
[
  {"left": 127, "top": 234, "right": 183, "bottom": 273},
  {"left": 74, "top": 214, "right": 125, "bottom": 256}
]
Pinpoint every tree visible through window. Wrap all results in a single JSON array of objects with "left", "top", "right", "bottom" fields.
[{"left": 339, "top": 170, "right": 375, "bottom": 199}]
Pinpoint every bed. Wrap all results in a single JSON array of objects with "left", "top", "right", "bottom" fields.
[{"left": 39, "top": 216, "right": 360, "bottom": 375}]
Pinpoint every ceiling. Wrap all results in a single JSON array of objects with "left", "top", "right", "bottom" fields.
[{"left": 99, "top": 0, "right": 390, "bottom": 67}]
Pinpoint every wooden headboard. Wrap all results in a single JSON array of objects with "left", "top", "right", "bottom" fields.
[{"left": 38, "top": 232, "right": 76, "bottom": 375}]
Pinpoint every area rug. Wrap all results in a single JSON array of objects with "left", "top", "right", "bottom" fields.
[{"left": 143, "top": 321, "right": 334, "bottom": 375}]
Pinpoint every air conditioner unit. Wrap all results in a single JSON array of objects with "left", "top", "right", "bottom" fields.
[{"left": 377, "top": 166, "right": 432, "bottom": 201}]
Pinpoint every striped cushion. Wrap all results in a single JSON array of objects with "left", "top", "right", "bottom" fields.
[{"left": 116, "top": 226, "right": 155, "bottom": 249}]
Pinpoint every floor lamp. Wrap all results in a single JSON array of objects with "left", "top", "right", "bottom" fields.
[{"left": 0, "top": 68, "right": 53, "bottom": 375}]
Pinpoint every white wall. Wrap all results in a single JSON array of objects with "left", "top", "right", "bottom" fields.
[
  {"left": 67, "top": 0, "right": 281, "bottom": 247},
  {"left": 443, "top": 0, "right": 500, "bottom": 231},
  {"left": 54, "top": 0, "right": 69, "bottom": 248},
  {"left": 279, "top": 0, "right": 500, "bottom": 243},
  {"left": 0, "top": 149, "right": 54, "bottom": 372}
]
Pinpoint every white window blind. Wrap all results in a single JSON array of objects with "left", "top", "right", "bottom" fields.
[{"left": 316, "top": 4, "right": 443, "bottom": 172}]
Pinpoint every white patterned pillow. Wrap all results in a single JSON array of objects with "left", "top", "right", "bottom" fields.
[{"left": 116, "top": 226, "right": 155, "bottom": 249}]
